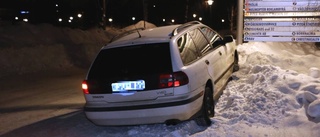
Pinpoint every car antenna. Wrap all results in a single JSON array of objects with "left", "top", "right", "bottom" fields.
[{"left": 133, "top": 24, "right": 142, "bottom": 38}]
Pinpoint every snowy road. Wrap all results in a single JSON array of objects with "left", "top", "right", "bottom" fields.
[{"left": 0, "top": 69, "right": 86, "bottom": 136}]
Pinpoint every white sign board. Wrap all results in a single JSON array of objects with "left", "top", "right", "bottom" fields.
[
  {"left": 245, "top": 12, "right": 320, "bottom": 17},
  {"left": 244, "top": 37, "right": 320, "bottom": 42},
  {"left": 244, "top": 21, "right": 320, "bottom": 27},
  {"left": 244, "top": 26, "right": 320, "bottom": 32},
  {"left": 244, "top": 31, "right": 320, "bottom": 37},
  {"left": 244, "top": 0, "right": 320, "bottom": 42},
  {"left": 246, "top": 0, "right": 320, "bottom": 1},
  {"left": 245, "top": 1, "right": 320, "bottom": 7},
  {"left": 244, "top": 18, "right": 320, "bottom": 22}
]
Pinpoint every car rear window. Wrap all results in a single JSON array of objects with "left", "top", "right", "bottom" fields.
[{"left": 87, "top": 42, "right": 172, "bottom": 82}]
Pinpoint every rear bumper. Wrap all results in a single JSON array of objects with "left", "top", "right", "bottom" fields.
[{"left": 84, "top": 92, "right": 204, "bottom": 126}]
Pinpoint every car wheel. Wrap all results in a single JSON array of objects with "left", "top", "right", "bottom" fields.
[{"left": 195, "top": 87, "right": 214, "bottom": 127}]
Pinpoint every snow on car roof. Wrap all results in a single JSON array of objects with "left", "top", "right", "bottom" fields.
[{"left": 105, "top": 25, "right": 180, "bottom": 48}]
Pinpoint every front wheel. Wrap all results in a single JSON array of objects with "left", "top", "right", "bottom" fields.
[{"left": 195, "top": 87, "right": 214, "bottom": 126}]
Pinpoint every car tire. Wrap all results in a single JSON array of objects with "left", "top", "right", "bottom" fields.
[{"left": 195, "top": 87, "right": 214, "bottom": 127}]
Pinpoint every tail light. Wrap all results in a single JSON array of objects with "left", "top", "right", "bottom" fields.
[
  {"left": 82, "top": 80, "right": 89, "bottom": 94},
  {"left": 159, "top": 71, "right": 189, "bottom": 88}
]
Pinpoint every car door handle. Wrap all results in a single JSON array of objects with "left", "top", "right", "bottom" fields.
[
  {"left": 205, "top": 60, "right": 210, "bottom": 65},
  {"left": 219, "top": 51, "right": 222, "bottom": 56}
]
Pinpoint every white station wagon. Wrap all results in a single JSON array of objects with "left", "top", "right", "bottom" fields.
[{"left": 82, "top": 21, "right": 239, "bottom": 126}]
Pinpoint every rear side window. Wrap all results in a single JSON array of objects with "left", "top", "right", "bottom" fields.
[
  {"left": 88, "top": 43, "right": 172, "bottom": 79},
  {"left": 188, "top": 28, "right": 211, "bottom": 55},
  {"left": 177, "top": 33, "right": 199, "bottom": 65}
]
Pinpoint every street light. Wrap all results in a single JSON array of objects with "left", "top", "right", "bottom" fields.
[
  {"left": 207, "top": 0, "right": 214, "bottom": 27},
  {"left": 108, "top": 18, "right": 113, "bottom": 26},
  {"left": 207, "top": 0, "right": 214, "bottom": 5},
  {"left": 132, "top": 17, "right": 136, "bottom": 24}
]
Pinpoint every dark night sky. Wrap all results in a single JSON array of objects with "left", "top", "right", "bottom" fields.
[
  {"left": 0, "top": 0, "right": 236, "bottom": 28},
  {"left": 105, "top": 0, "right": 236, "bottom": 25}
]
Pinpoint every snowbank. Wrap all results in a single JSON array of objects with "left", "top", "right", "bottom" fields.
[
  {"left": 0, "top": 22, "right": 114, "bottom": 78},
  {"left": 0, "top": 21, "right": 158, "bottom": 78},
  {"left": 236, "top": 42, "right": 320, "bottom": 120},
  {"left": 238, "top": 42, "right": 320, "bottom": 75}
]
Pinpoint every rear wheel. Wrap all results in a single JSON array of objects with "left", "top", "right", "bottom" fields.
[{"left": 195, "top": 87, "right": 214, "bottom": 126}]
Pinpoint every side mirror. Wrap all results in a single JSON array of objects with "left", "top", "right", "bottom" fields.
[{"left": 223, "top": 35, "right": 234, "bottom": 43}]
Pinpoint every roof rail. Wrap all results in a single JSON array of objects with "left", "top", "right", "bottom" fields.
[
  {"left": 172, "top": 21, "right": 202, "bottom": 36},
  {"left": 109, "top": 27, "right": 145, "bottom": 43}
]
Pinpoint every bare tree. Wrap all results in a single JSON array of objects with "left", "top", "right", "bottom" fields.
[
  {"left": 142, "top": 0, "right": 148, "bottom": 28},
  {"left": 185, "top": 0, "right": 189, "bottom": 22},
  {"left": 227, "top": 0, "right": 237, "bottom": 32}
]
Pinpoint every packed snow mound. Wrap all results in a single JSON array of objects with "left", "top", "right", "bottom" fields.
[
  {"left": 223, "top": 42, "right": 320, "bottom": 126},
  {"left": 238, "top": 42, "right": 320, "bottom": 75},
  {"left": 217, "top": 64, "right": 320, "bottom": 125},
  {"left": 121, "top": 20, "right": 157, "bottom": 32},
  {"left": 309, "top": 67, "right": 320, "bottom": 78},
  {"left": 0, "top": 22, "right": 115, "bottom": 78}
]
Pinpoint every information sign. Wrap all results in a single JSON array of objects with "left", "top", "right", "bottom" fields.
[
  {"left": 244, "top": 26, "right": 320, "bottom": 32},
  {"left": 245, "top": 6, "right": 319, "bottom": 12},
  {"left": 245, "top": 21, "right": 320, "bottom": 27},
  {"left": 244, "top": 37, "right": 320, "bottom": 42},
  {"left": 244, "top": 18, "right": 320, "bottom": 22},
  {"left": 244, "top": 31, "right": 320, "bottom": 37},
  {"left": 247, "top": 0, "right": 320, "bottom": 1},
  {"left": 245, "top": 1, "right": 319, "bottom": 7},
  {"left": 245, "top": 12, "right": 320, "bottom": 17},
  {"left": 243, "top": 0, "right": 320, "bottom": 42}
]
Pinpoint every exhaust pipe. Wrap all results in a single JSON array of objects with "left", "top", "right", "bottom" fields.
[{"left": 165, "top": 119, "right": 181, "bottom": 126}]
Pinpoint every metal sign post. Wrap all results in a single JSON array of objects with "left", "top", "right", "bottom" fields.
[{"left": 237, "top": 0, "right": 244, "bottom": 45}]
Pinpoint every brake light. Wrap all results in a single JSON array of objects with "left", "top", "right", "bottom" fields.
[
  {"left": 82, "top": 80, "right": 89, "bottom": 94},
  {"left": 159, "top": 71, "right": 189, "bottom": 88}
]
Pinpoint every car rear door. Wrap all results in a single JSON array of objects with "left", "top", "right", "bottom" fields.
[{"left": 188, "top": 28, "right": 224, "bottom": 91}]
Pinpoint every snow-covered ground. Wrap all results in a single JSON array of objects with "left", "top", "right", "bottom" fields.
[
  {"left": 1, "top": 21, "right": 320, "bottom": 136},
  {"left": 199, "top": 42, "right": 320, "bottom": 136}
]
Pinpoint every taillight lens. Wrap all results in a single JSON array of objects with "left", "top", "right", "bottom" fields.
[
  {"left": 82, "top": 80, "right": 89, "bottom": 94},
  {"left": 159, "top": 71, "right": 189, "bottom": 88}
]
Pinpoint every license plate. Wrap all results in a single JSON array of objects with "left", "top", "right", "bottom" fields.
[{"left": 111, "top": 80, "right": 145, "bottom": 92}]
